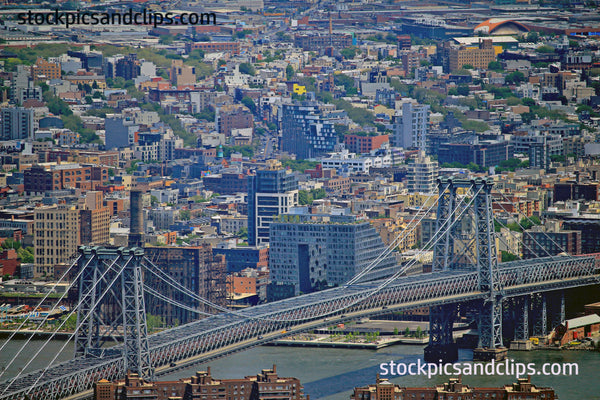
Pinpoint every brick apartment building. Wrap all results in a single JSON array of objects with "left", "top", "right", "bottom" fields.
[
  {"left": 144, "top": 245, "right": 227, "bottom": 324},
  {"left": 216, "top": 104, "right": 253, "bottom": 137},
  {"left": 352, "top": 376, "right": 556, "bottom": 400},
  {"left": 344, "top": 134, "right": 389, "bottom": 154},
  {"left": 185, "top": 41, "right": 241, "bottom": 55},
  {"left": 95, "top": 365, "right": 304, "bottom": 400},
  {"left": 24, "top": 162, "right": 109, "bottom": 194}
]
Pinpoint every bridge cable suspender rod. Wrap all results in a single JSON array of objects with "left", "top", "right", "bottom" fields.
[
  {"left": 1, "top": 255, "right": 134, "bottom": 397},
  {"left": 493, "top": 202, "right": 558, "bottom": 258},
  {"left": 346, "top": 183, "right": 449, "bottom": 286},
  {"left": 154, "top": 184, "right": 485, "bottom": 332},
  {"left": 144, "top": 286, "right": 213, "bottom": 316},
  {"left": 0, "top": 254, "right": 93, "bottom": 382},
  {"left": 0, "top": 254, "right": 83, "bottom": 364},
  {"left": 493, "top": 216, "right": 550, "bottom": 261},
  {"left": 22, "top": 254, "right": 140, "bottom": 398},
  {"left": 496, "top": 191, "right": 574, "bottom": 257}
]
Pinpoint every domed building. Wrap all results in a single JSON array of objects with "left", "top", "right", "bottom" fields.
[{"left": 474, "top": 19, "right": 530, "bottom": 35}]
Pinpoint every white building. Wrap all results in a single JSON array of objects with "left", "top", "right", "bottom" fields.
[
  {"left": 393, "top": 101, "right": 430, "bottom": 151},
  {"left": 320, "top": 149, "right": 392, "bottom": 175},
  {"left": 407, "top": 151, "right": 438, "bottom": 193}
]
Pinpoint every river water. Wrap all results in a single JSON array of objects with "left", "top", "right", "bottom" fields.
[{"left": 1, "top": 339, "right": 599, "bottom": 400}]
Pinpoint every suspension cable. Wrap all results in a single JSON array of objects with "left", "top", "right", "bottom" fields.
[
  {"left": 0, "top": 254, "right": 83, "bottom": 361},
  {"left": 145, "top": 286, "right": 213, "bottom": 316},
  {"left": 496, "top": 190, "right": 572, "bottom": 256},
  {"left": 493, "top": 200, "right": 556, "bottom": 259},
  {"left": 2, "top": 255, "right": 132, "bottom": 396},
  {"left": 346, "top": 183, "right": 447, "bottom": 286}
]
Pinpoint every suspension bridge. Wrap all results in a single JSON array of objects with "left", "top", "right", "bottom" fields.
[{"left": 1, "top": 177, "right": 599, "bottom": 400}]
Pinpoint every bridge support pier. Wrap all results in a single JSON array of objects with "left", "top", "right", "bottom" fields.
[
  {"left": 509, "top": 296, "right": 532, "bottom": 351},
  {"left": 474, "top": 297, "right": 507, "bottom": 361},
  {"left": 532, "top": 292, "right": 548, "bottom": 338},
  {"left": 424, "top": 304, "right": 458, "bottom": 363},
  {"left": 74, "top": 246, "right": 154, "bottom": 380},
  {"left": 551, "top": 291, "right": 565, "bottom": 331}
]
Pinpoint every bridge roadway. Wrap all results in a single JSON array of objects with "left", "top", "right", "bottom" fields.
[{"left": 1, "top": 255, "right": 598, "bottom": 400}]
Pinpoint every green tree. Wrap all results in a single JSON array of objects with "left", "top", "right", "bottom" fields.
[
  {"left": 286, "top": 64, "right": 294, "bottom": 80},
  {"left": 241, "top": 96, "right": 257, "bottom": 115},
  {"left": 298, "top": 190, "right": 312, "bottom": 205},
  {"left": 188, "top": 49, "right": 205, "bottom": 60},
  {"left": 237, "top": 227, "right": 248, "bottom": 240},
  {"left": 526, "top": 31, "right": 540, "bottom": 43},
  {"left": 340, "top": 47, "right": 358, "bottom": 60},
  {"left": 179, "top": 210, "right": 191, "bottom": 221},
  {"left": 505, "top": 71, "right": 526, "bottom": 85},
  {"left": 456, "top": 85, "right": 470, "bottom": 96},
  {"left": 239, "top": 62, "right": 255, "bottom": 76},
  {"left": 536, "top": 45, "right": 555, "bottom": 54},
  {"left": 488, "top": 61, "right": 503, "bottom": 71},
  {"left": 501, "top": 251, "right": 519, "bottom": 262},
  {"left": 520, "top": 216, "right": 541, "bottom": 230}
]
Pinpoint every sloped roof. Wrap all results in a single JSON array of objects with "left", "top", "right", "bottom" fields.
[
  {"left": 565, "top": 314, "right": 600, "bottom": 329},
  {"left": 474, "top": 19, "right": 530, "bottom": 35}
]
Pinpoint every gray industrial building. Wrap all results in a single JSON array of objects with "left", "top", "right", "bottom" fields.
[{"left": 269, "top": 207, "right": 397, "bottom": 298}]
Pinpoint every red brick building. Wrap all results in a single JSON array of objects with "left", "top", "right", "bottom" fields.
[
  {"left": 344, "top": 134, "right": 389, "bottom": 154},
  {"left": 553, "top": 314, "right": 600, "bottom": 345},
  {"left": 24, "top": 163, "right": 109, "bottom": 194},
  {"left": 352, "top": 376, "right": 557, "bottom": 400},
  {"left": 95, "top": 365, "right": 304, "bottom": 400},
  {"left": 185, "top": 41, "right": 241, "bottom": 55},
  {"left": 217, "top": 104, "right": 253, "bottom": 137},
  {"left": 0, "top": 248, "right": 20, "bottom": 277}
]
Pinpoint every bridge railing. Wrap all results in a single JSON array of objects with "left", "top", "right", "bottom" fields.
[{"left": 499, "top": 255, "right": 597, "bottom": 291}]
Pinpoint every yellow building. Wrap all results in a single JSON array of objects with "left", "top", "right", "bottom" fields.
[
  {"left": 448, "top": 39, "right": 496, "bottom": 71},
  {"left": 34, "top": 205, "right": 80, "bottom": 274},
  {"left": 292, "top": 83, "right": 306, "bottom": 95}
]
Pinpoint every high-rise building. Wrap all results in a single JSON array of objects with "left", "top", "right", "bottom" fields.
[
  {"left": 115, "top": 54, "right": 140, "bottom": 81},
  {"left": 447, "top": 38, "right": 496, "bottom": 72},
  {"left": 32, "top": 57, "right": 61, "bottom": 80},
  {"left": 528, "top": 134, "right": 563, "bottom": 169},
  {"left": 269, "top": 208, "right": 397, "bottom": 297},
  {"left": 407, "top": 151, "right": 438, "bottom": 193},
  {"left": 438, "top": 138, "right": 513, "bottom": 168},
  {"left": 34, "top": 204, "right": 80, "bottom": 274},
  {"left": 170, "top": 59, "right": 196, "bottom": 86},
  {"left": 523, "top": 222, "right": 582, "bottom": 259},
  {"left": 216, "top": 104, "right": 253, "bottom": 137},
  {"left": 392, "top": 102, "right": 429, "bottom": 150},
  {"left": 144, "top": 245, "right": 227, "bottom": 325},
  {"left": 129, "top": 190, "right": 144, "bottom": 247},
  {"left": 248, "top": 160, "right": 299, "bottom": 246},
  {"left": 79, "top": 191, "right": 110, "bottom": 246},
  {"left": 105, "top": 114, "right": 139, "bottom": 149},
  {"left": 281, "top": 102, "right": 337, "bottom": 159},
  {"left": 1, "top": 107, "right": 34, "bottom": 140}
]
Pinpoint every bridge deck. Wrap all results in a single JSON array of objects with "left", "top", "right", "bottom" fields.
[{"left": 0, "top": 256, "right": 598, "bottom": 400}]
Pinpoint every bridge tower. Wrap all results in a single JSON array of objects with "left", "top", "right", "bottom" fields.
[
  {"left": 425, "top": 177, "right": 506, "bottom": 362},
  {"left": 74, "top": 246, "right": 154, "bottom": 380}
]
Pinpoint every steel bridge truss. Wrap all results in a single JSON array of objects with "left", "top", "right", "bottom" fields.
[
  {"left": 430, "top": 178, "right": 503, "bottom": 353},
  {"left": 74, "top": 247, "right": 153, "bottom": 378},
  {"left": 1, "top": 258, "right": 598, "bottom": 399}
]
